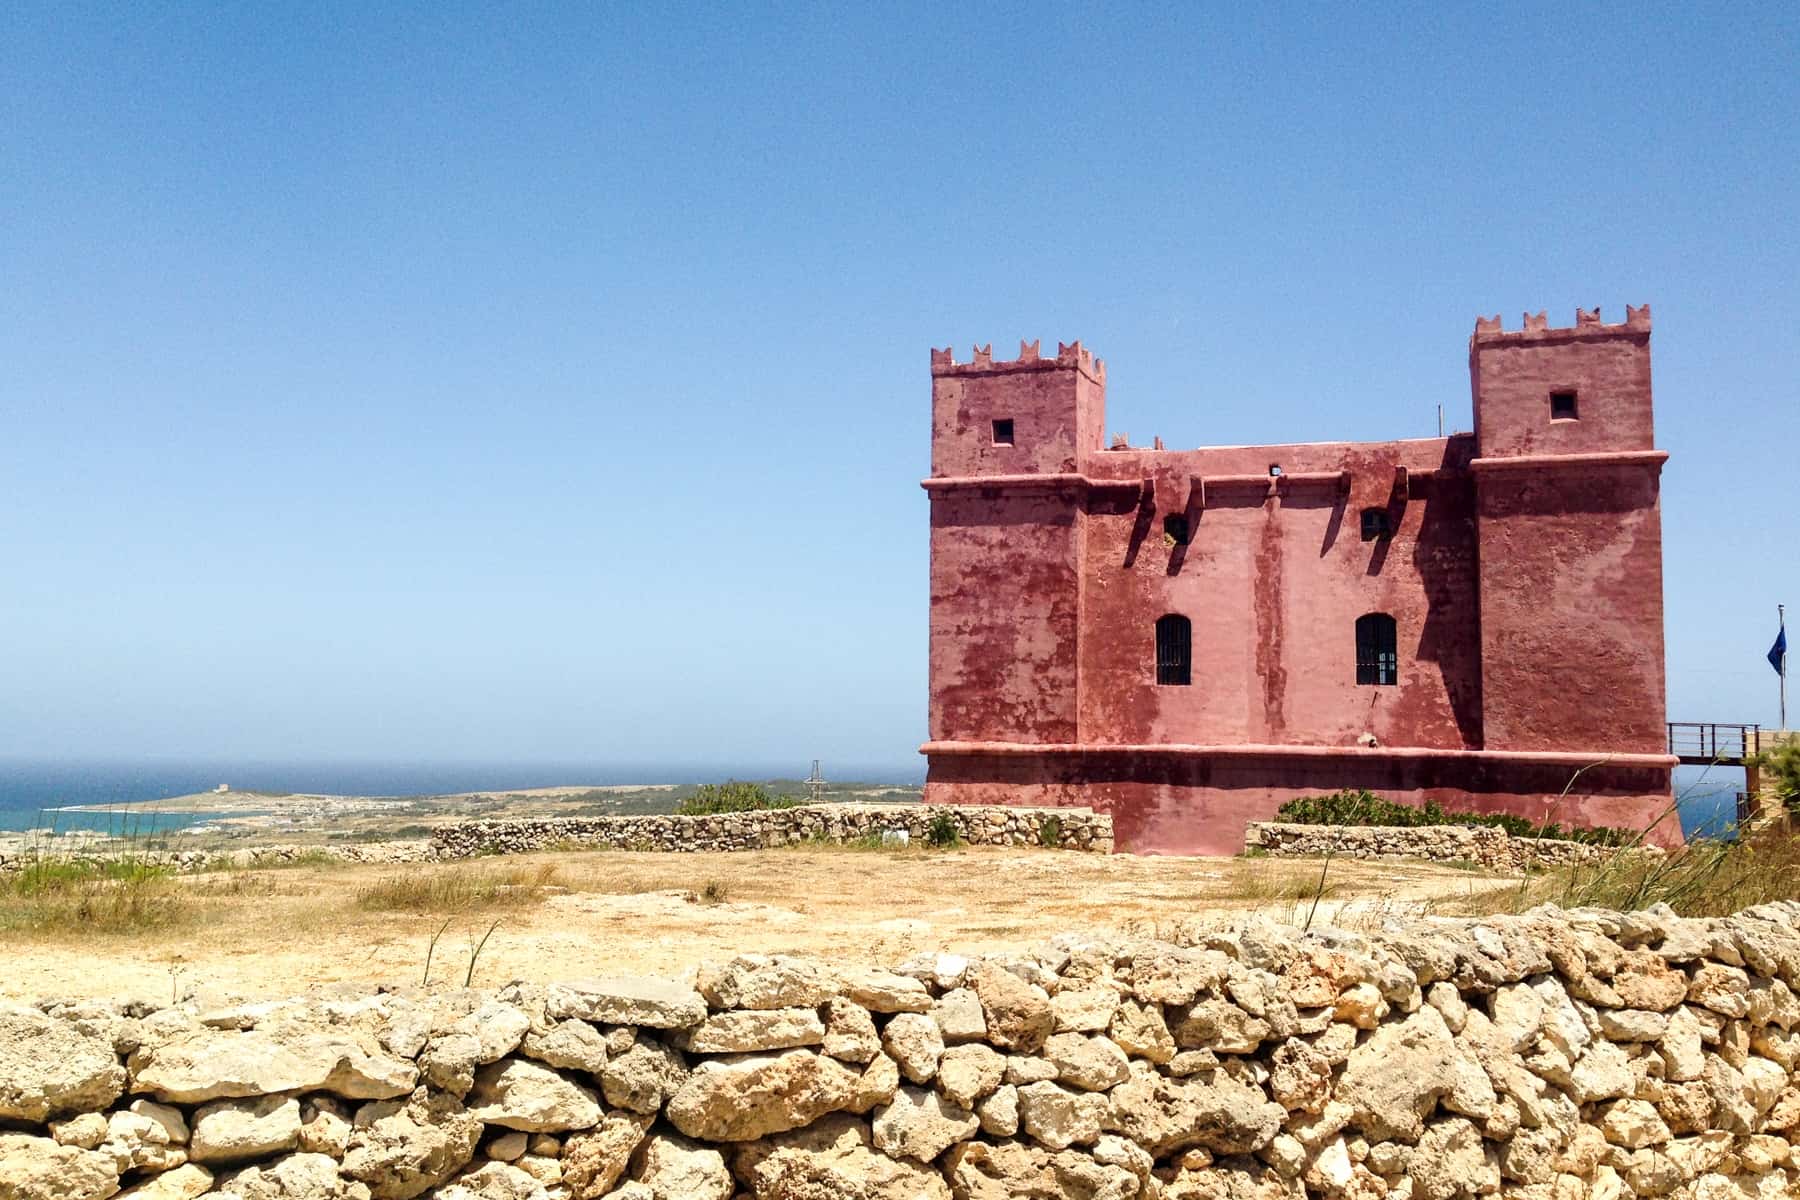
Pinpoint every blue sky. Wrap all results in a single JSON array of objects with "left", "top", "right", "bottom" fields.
[{"left": 2, "top": 4, "right": 1795, "bottom": 778}]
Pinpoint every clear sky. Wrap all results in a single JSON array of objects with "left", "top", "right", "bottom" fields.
[{"left": 3, "top": 4, "right": 1796, "bottom": 778}]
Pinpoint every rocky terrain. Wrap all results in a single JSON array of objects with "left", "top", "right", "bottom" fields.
[{"left": 3, "top": 900, "right": 1797, "bottom": 1199}]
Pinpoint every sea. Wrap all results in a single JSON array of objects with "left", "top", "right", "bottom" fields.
[
  {"left": 0, "top": 760, "right": 1744, "bottom": 840},
  {"left": 0, "top": 760, "right": 926, "bottom": 836}
]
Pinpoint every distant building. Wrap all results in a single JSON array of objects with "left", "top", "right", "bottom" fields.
[{"left": 921, "top": 307, "right": 1676, "bottom": 854}]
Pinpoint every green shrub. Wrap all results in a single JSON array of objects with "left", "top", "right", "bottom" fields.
[
  {"left": 1036, "top": 814, "right": 1063, "bottom": 848},
  {"left": 676, "top": 782, "right": 801, "bottom": 816},
  {"left": 925, "top": 812, "right": 962, "bottom": 848},
  {"left": 1274, "top": 789, "right": 1632, "bottom": 846}
]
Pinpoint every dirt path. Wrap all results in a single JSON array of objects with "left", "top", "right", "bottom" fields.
[{"left": 1, "top": 847, "right": 1515, "bottom": 1003}]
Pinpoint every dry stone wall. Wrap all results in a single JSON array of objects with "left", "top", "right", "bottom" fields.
[
  {"left": 428, "top": 804, "right": 1113, "bottom": 858},
  {"left": 4, "top": 901, "right": 1799, "bottom": 1200},
  {"left": 1243, "top": 821, "right": 1615, "bottom": 874}
]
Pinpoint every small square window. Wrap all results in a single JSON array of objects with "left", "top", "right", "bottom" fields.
[
  {"left": 991, "top": 419, "right": 1014, "bottom": 445},
  {"left": 1164, "top": 514, "right": 1190, "bottom": 546},
  {"left": 1550, "top": 390, "right": 1578, "bottom": 420},
  {"left": 1360, "top": 508, "right": 1391, "bottom": 541}
]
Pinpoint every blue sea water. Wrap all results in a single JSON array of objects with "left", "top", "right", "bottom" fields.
[{"left": 0, "top": 760, "right": 927, "bottom": 834}]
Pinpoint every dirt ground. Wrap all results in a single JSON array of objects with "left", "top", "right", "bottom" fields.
[{"left": 0, "top": 846, "right": 1516, "bottom": 1003}]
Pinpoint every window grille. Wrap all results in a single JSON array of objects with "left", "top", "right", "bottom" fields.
[
  {"left": 1155, "top": 614, "right": 1191, "bottom": 686},
  {"left": 1355, "top": 612, "right": 1398, "bottom": 686}
]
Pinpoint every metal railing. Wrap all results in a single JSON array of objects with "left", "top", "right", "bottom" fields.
[{"left": 1667, "top": 722, "right": 1762, "bottom": 764}]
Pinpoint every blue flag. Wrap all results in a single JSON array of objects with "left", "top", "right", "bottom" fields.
[{"left": 1773, "top": 626, "right": 1788, "bottom": 675}]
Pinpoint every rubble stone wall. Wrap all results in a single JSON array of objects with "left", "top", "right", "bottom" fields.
[
  {"left": 429, "top": 804, "right": 1114, "bottom": 858},
  {"left": 4, "top": 901, "right": 1798, "bottom": 1200},
  {"left": 1244, "top": 821, "right": 1613, "bottom": 874}
]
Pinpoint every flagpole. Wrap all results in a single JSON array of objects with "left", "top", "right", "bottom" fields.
[{"left": 1781, "top": 603, "right": 1788, "bottom": 732}]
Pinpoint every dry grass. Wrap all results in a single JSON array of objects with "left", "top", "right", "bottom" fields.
[
  {"left": 1438, "top": 831, "right": 1800, "bottom": 919},
  {"left": 354, "top": 861, "right": 563, "bottom": 913},
  {"left": 1225, "top": 857, "right": 1341, "bottom": 906},
  {"left": 0, "top": 859, "right": 193, "bottom": 935}
]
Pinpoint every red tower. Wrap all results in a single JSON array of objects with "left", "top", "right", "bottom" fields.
[{"left": 922, "top": 311, "right": 1677, "bottom": 854}]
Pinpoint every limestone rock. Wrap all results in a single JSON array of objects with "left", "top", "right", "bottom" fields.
[
  {"left": 1601, "top": 1098, "right": 1672, "bottom": 1149},
  {"left": 129, "top": 1029, "right": 415, "bottom": 1104},
  {"left": 1042, "top": 1032, "right": 1129, "bottom": 1091},
  {"left": 1170, "top": 998, "right": 1270, "bottom": 1054},
  {"left": 835, "top": 966, "right": 932, "bottom": 1014},
  {"left": 1104, "top": 1068, "right": 1284, "bottom": 1155},
  {"left": 599, "top": 1037, "right": 687, "bottom": 1115},
  {"left": 968, "top": 965, "right": 1053, "bottom": 1053},
  {"left": 871, "top": 1085, "right": 979, "bottom": 1162},
  {"left": 217, "top": 1151, "right": 366, "bottom": 1199},
  {"left": 51, "top": 1114, "right": 108, "bottom": 1150},
  {"left": 113, "top": 1163, "right": 213, "bottom": 1200},
  {"left": 559, "top": 1111, "right": 654, "bottom": 1200},
  {"left": 545, "top": 978, "right": 705, "bottom": 1029},
  {"left": 1130, "top": 948, "right": 1231, "bottom": 1006},
  {"left": 1111, "top": 1003, "right": 1174, "bottom": 1070},
  {"left": 942, "top": 1139, "right": 1139, "bottom": 1200},
  {"left": 1334, "top": 1003, "right": 1459, "bottom": 1142},
  {"left": 1269, "top": 1038, "right": 1332, "bottom": 1114},
  {"left": 734, "top": 1113, "right": 951, "bottom": 1200},
  {"left": 680, "top": 1006, "right": 825, "bottom": 1054},
  {"left": 698, "top": 955, "right": 834, "bottom": 1010},
  {"left": 1411, "top": 1117, "right": 1499, "bottom": 1200},
  {"left": 1050, "top": 983, "right": 1118, "bottom": 1033},
  {"left": 882, "top": 1013, "right": 945, "bottom": 1084},
  {"left": 485, "top": 1132, "right": 528, "bottom": 1162},
  {"left": 467, "top": 1059, "right": 603, "bottom": 1132},
  {"left": 975, "top": 1084, "right": 1018, "bottom": 1137},
  {"left": 341, "top": 1089, "right": 483, "bottom": 1199},
  {"left": 420, "top": 1034, "right": 482, "bottom": 1094},
  {"left": 1015, "top": 1080, "right": 1107, "bottom": 1150},
  {"left": 629, "top": 1133, "right": 731, "bottom": 1200},
  {"left": 1613, "top": 950, "right": 1689, "bottom": 1011},
  {"left": 298, "top": 1096, "right": 351, "bottom": 1158},
  {"left": 453, "top": 1003, "right": 531, "bottom": 1064},
  {"left": 0, "top": 1004, "right": 127, "bottom": 1122},
  {"left": 931, "top": 989, "right": 987, "bottom": 1043},
  {"left": 0, "top": 1132, "right": 121, "bottom": 1200},
  {"left": 821, "top": 999, "right": 881, "bottom": 1063},
  {"left": 665, "top": 1049, "right": 891, "bottom": 1142},
  {"left": 431, "top": 1161, "right": 547, "bottom": 1200},
  {"left": 520, "top": 1020, "right": 608, "bottom": 1075},
  {"left": 935, "top": 1043, "right": 1005, "bottom": 1109},
  {"left": 189, "top": 1094, "right": 302, "bottom": 1163}
]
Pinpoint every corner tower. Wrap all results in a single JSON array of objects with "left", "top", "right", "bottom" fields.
[
  {"left": 1469, "top": 305, "right": 1668, "bottom": 754},
  {"left": 923, "top": 342, "right": 1107, "bottom": 746}
]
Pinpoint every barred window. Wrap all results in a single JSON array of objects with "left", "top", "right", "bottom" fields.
[
  {"left": 1155, "top": 614, "right": 1191, "bottom": 686},
  {"left": 1355, "top": 613, "right": 1398, "bottom": 686}
]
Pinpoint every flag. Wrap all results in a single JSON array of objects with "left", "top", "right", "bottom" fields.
[{"left": 1773, "top": 625, "right": 1789, "bottom": 676}]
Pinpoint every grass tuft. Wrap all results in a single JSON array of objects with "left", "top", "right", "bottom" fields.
[
  {"left": 0, "top": 858, "right": 192, "bottom": 934},
  {"left": 354, "top": 862, "right": 561, "bottom": 913}
]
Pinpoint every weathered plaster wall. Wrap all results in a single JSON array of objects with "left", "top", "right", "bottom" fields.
[
  {"left": 922, "top": 308, "right": 1674, "bottom": 854},
  {"left": 4, "top": 901, "right": 1798, "bottom": 1200}
]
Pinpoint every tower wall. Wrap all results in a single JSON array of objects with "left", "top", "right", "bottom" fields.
[{"left": 1470, "top": 307, "right": 1668, "bottom": 755}]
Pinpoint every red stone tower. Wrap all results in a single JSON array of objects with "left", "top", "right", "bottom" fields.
[
  {"left": 1469, "top": 305, "right": 1668, "bottom": 757},
  {"left": 923, "top": 311, "right": 1677, "bottom": 854}
]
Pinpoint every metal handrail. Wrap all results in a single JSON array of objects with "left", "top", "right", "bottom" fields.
[{"left": 1667, "top": 722, "right": 1762, "bottom": 763}]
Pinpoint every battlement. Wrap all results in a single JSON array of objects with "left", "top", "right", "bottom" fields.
[
  {"left": 1472, "top": 304, "right": 1651, "bottom": 345},
  {"left": 930, "top": 338, "right": 1106, "bottom": 383}
]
